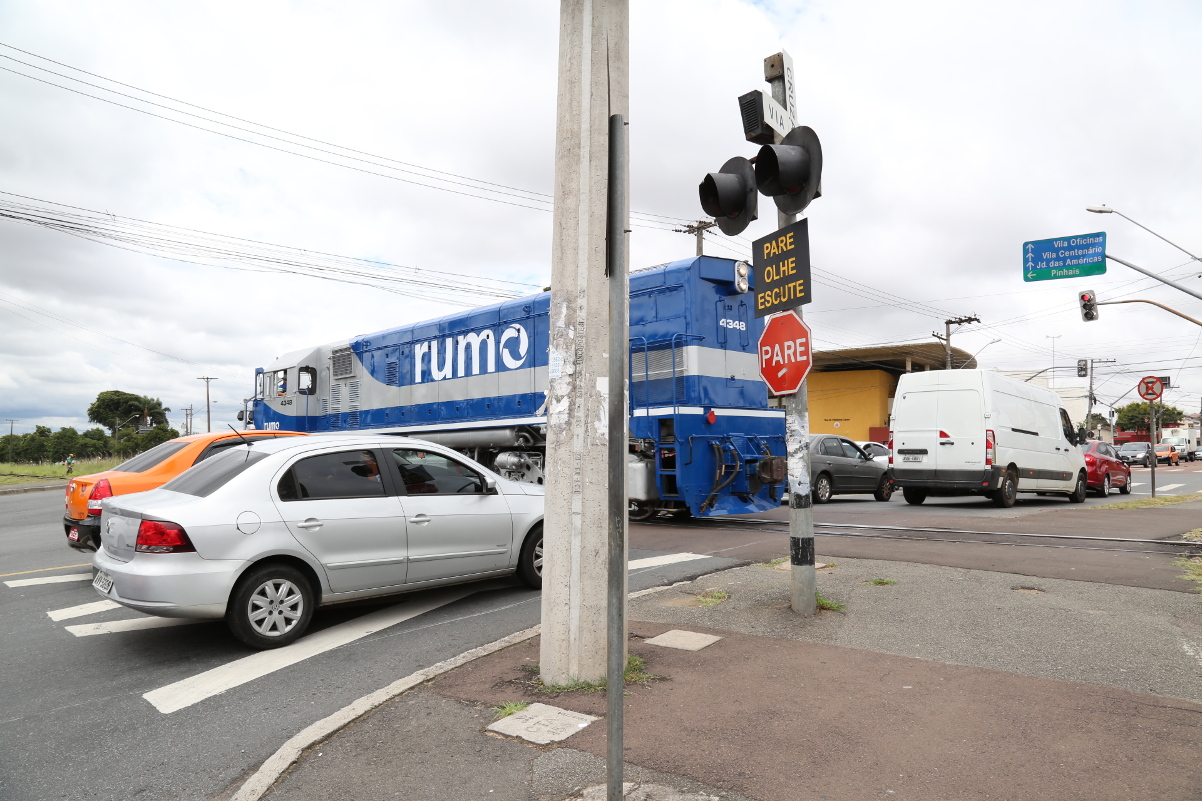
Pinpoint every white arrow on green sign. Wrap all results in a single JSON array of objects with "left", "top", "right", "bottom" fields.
[{"left": 1022, "top": 231, "right": 1106, "bottom": 282}]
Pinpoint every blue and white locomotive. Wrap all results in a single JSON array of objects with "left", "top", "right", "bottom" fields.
[{"left": 251, "top": 256, "right": 787, "bottom": 517}]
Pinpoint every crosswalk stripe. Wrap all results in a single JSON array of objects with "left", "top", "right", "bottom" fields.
[
  {"left": 48, "top": 600, "right": 120, "bottom": 621},
  {"left": 142, "top": 585, "right": 477, "bottom": 714},
  {"left": 66, "top": 617, "right": 202, "bottom": 637},
  {"left": 5, "top": 573, "right": 91, "bottom": 588},
  {"left": 1130, "top": 482, "right": 1145, "bottom": 487},
  {"left": 1158, "top": 484, "right": 1184, "bottom": 491},
  {"left": 629, "top": 552, "right": 709, "bottom": 570}
]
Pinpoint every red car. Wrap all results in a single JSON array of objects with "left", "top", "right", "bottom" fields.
[{"left": 1081, "top": 441, "right": 1132, "bottom": 497}]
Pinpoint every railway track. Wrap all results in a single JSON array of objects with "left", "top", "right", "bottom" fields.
[{"left": 643, "top": 515, "right": 1202, "bottom": 556}]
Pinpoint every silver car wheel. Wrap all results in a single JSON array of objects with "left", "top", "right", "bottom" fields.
[
  {"left": 533, "top": 541, "right": 543, "bottom": 577},
  {"left": 247, "top": 578, "right": 304, "bottom": 638}
]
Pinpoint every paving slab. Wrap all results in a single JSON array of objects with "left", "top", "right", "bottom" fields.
[
  {"left": 644, "top": 630, "right": 722, "bottom": 651},
  {"left": 487, "top": 702, "right": 597, "bottom": 744}
]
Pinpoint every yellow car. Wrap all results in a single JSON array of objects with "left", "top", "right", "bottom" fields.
[
  {"left": 64, "top": 431, "right": 307, "bottom": 550},
  {"left": 1154, "top": 443, "right": 1180, "bottom": 466}
]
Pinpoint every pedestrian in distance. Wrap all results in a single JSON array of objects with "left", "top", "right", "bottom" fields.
[{"left": 65, "top": 454, "right": 74, "bottom": 475}]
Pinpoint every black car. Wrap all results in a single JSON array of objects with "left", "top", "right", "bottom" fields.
[
  {"left": 1116, "top": 442, "right": 1152, "bottom": 468},
  {"left": 808, "top": 435, "right": 894, "bottom": 503}
]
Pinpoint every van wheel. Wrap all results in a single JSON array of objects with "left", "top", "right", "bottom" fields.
[
  {"left": 812, "top": 474, "right": 833, "bottom": 504},
  {"left": 902, "top": 487, "right": 926, "bottom": 505},
  {"left": 1068, "top": 472, "right": 1087, "bottom": 503},
  {"left": 517, "top": 524, "right": 543, "bottom": 589},
  {"left": 1093, "top": 474, "right": 1110, "bottom": 498},
  {"left": 873, "top": 475, "right": 894, "bottom": 502},
  {"left": 991, "top": 471, "right": 1017, "bottom": 508}
]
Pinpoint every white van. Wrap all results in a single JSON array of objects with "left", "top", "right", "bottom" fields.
[
  {"left": 1160, "top": 428, "right": 1197, "bottom": 462},
  {"left": 888, "top": 369, "right": 1088, "bottom": 507}
]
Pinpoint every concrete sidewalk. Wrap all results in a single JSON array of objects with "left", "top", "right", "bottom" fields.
[{"left": 255, "top": 557, "right": 1202, "bottom": 801}]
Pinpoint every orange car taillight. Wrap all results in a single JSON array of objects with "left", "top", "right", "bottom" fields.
[
  {"left": 135, "top": 520, "right": 195, "bottom": 554},
  {"left": 86, "top": 479, "right": 112, "bottom": 515}
]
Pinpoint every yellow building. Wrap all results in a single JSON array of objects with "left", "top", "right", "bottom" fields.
[{"left": 771, "top": 343, "right": 975, "bottom": 442}]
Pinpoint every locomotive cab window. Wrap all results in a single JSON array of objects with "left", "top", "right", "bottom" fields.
[
  {"left": 298, "top": 366, "right": 316, "bottom": 395},
  {"left": 274, "top": 370, "right": 288, "bottom": 397}
]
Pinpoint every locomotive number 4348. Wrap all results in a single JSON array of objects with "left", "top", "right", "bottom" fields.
[{"left": 719, "top": 318, "right": 746, "bottom": 331}]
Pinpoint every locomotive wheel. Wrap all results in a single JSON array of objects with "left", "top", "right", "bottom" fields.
[{"left": 628, "top": 501, "right": 656, "bottom": 521}]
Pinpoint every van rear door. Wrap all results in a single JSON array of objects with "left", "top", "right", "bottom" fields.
[
  {"left": 932, "top": 389, "right": 986, "bottom": 478},
  {"left": 891, "top": 389, "right": 939, "bottom": 477}
]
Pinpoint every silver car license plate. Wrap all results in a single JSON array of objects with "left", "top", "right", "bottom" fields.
[
  {"left": 902, "top": 455, "right": 924, "bottom": 462},
  {"left": 92, "top": 570, "right": 113, "bottom": 594}
]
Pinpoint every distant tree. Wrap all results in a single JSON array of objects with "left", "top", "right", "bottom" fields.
[
  {"left": 19, "top": 426, "right": 52, "bottom": 464},
  {"left": 48, "top": 427, "right": 80, "bottom": 462},
  {"left": 1116, "top": 401, "right": 1184, "bottom": 432},
  {"left": 1084, "top": 412, "right": 1109, "bottom": 431},
  {"left": 77, "top": 428, "right": 110, "bottom": 459},
  {"left": 87, "top": 391, "right": 171, "bottom": 441}
]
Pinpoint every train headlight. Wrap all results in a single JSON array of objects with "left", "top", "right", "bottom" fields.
[{"left": 734, "top": 261, "right": 750, "bottom": 293}]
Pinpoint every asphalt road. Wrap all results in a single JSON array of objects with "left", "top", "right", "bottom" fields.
[
  {"left": 0, "top": 491, "right": 739, "bottom": 801},
  {"left": 629, "top": 464, "right": 1202, "bottom": 593}
]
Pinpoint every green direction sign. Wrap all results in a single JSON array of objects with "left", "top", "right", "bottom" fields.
[{"left": 1023, "top": 231, "right": 1106, "bottom": 282}]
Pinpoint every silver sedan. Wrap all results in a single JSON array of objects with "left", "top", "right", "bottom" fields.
[{"left": 90, "top": 435, "right": 544, "bottom": 649}]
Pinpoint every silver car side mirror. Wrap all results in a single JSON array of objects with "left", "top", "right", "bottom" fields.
[{"left": 485, "top": 477, "right": 498, "bottom": 494}]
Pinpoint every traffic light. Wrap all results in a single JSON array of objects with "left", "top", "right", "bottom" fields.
[
  {"left": 1078, "top": 289, "right": 1099, "bottom": 322},
  {"left": 699, "top": 156, "right": 758, "bottom": 235},
  {"left": 754, "top": 125, "right": 823, "bottom": 215},
  {"left": 1077, "top": 359, "right": 1088, "bottom": 377}
]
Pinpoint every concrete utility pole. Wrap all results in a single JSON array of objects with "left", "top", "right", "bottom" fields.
[
  {"left": 540, "top": 0, "right": 629, "bottom": 688},
  {"left": 932, "top": 316, "right": 980, "bottom": 369},
  {"left": 197, "top": 377, "right": 218, "bottom": 433},
  {"left": 5, "top": 419, "right": 16, "bottom": 463},
  {"left": 673, "top": 220, "right": 716, "bottom": 256}
]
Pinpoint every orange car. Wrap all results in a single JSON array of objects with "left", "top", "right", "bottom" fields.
[
  {"left": 1154, "top": 443, "right": 1180, "bottom": 466},
  {"left": 64, "top": 430, "right": 307, "bottom": 551}
]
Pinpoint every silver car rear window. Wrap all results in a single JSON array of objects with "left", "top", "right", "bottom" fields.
[{"left": 163, "top": 449, "right": 268, "bottom": 497}]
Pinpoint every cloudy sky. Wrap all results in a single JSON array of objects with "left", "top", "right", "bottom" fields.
[{"left": 1, "top": 0, "right": 1200, "bottom": 437}]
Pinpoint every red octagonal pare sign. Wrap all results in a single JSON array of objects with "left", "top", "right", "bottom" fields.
[{"left": 758, "top": 310, "right": 812, "bottom": 395}]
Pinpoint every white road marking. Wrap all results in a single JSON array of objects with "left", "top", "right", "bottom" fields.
[
  {"left": 47, "top": 600, "right": 119, "bottom": 621},
  {"left": 5, "top": 573, "right": 91, "bottom": 588},
  {"left": 142, "top": 586, "right": 476, "bottom": 714},
  {"left": 66, "top": 617, "right": 202, "bottom": 637},
  {"left": 1129, "top": 482, "right": 1145, "bottom": 487},
  {"left": 629, "top": 552, "right": 710, "bottom": 570},
  {"left": 1158, "top": 484, "right": 1184, "bottom": 492}
]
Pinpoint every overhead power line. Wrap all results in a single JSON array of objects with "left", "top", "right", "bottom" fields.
[
  {"left": 0, "top": 190, "right": 541, "bottom": 306},
  {"left": 0, "top": 42, "right": 691, "bottom": 231}
]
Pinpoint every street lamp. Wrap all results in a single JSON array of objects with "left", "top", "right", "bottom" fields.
[
  {"left": 1045, "top": 334, "right": 1061, "bottom": 388},
  {"left": 1087, "top": 205, "right": 1201, "bottom": 263},
  {"left": 959, "top": 338, "right": 1003, "bottom": 368}
]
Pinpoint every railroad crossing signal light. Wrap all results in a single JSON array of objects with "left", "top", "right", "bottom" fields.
[
  {"left": 754, "top": 125, "right": 823, "bottom": 215},
  {"left": 1078, "top": 289, "right": 1099, "bottom": 322},
  {"left": 699, "top": 156, "right": 758, "bottom": 235},
  {"left": 1077, "top": 359, "right": 1088, "bottom": 377}
]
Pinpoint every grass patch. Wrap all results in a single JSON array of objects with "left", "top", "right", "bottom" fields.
[
  {"left": 1174, "top": 556, "right": 1202, "bottom": 594},
  {"left": 526, "top": 655, "right": 665, "bottom": 694},
  {"left": 491, "top": 700, "right": 529, "bottom": 720},
  {"left": 1090, "top": 494, "right": 1202, "bottom": 510},
  {"left": 759, "top": 557, "right": 788, "bottom": 567},
  {"left": 865, "top": 578, "right": 896, "bottom": 586},
  {"left": 697, "top": 589, "right": 730, "bottom": 607},
  {"left": 1183, "top": 528, "right": 1202, "bottom": 543},
  {"left": 0, "top": 458, "right": 124, "bottom": 486},
  {"left": 815, "top": 591, "right": 845, "bottom": 613}
]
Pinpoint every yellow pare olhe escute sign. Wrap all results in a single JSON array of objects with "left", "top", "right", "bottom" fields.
[{"left": 752, "top": 218, "right": 812, "bottom": 318}]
